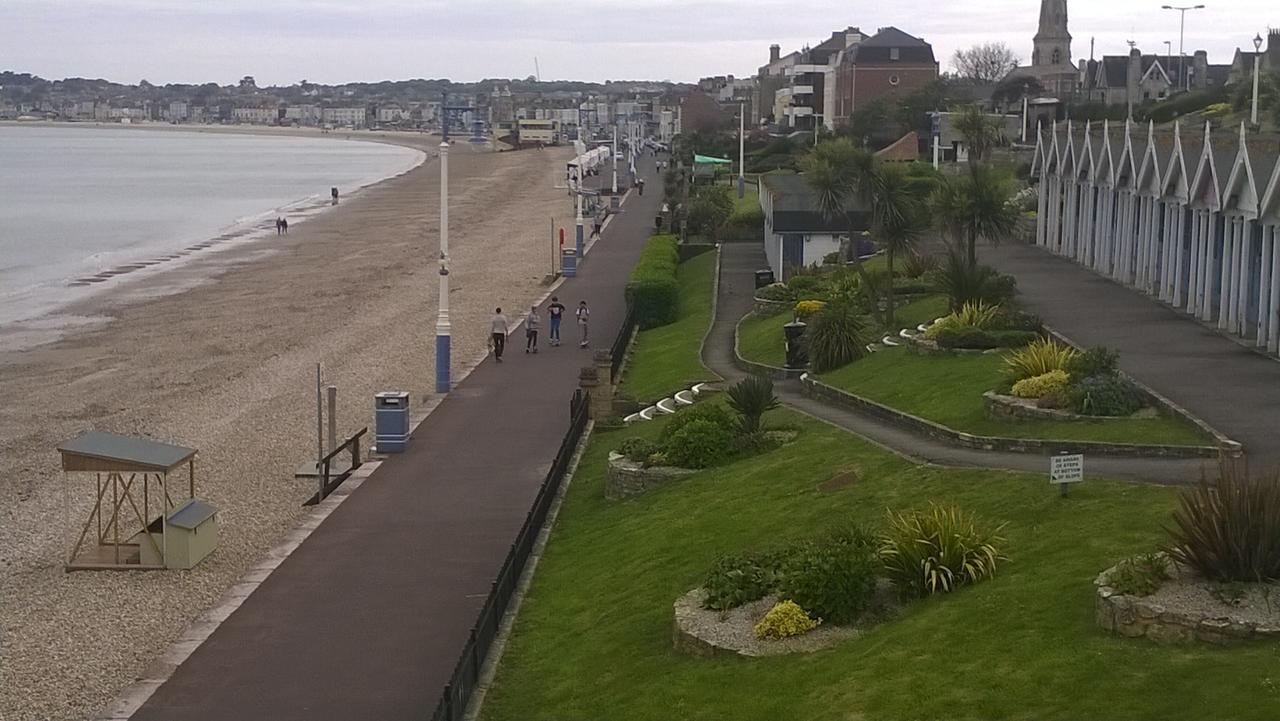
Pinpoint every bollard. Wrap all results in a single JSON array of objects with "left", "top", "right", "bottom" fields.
[{"left": 327, "top": 385, "right": 337, "bottom": 455}]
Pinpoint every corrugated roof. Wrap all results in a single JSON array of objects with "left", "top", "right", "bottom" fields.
[{"left": 58, "top": 431, "right": 197, "bottom": 471}]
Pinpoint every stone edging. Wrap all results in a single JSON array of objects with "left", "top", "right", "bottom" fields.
[
  {"left": 1043, "top": 328, "right": 1243, "bottom": 457},
  {"left": 1094, "top": 558, "right": 1280, "bottom": 645},
  {"left": 799, "top": 374, "right": 1226, "bottom": 458},
  {"left": 982, "top": 391, "right": 1159, "bottom": 422},
  {"left": 732, "top": 315, "right": 805, "bottom": 381},
  {"left": 751, "top": 295, "right": 791, "bottom": 316},
  {"left": 606, "top": 452, "right": 696, "bottom": 499}
]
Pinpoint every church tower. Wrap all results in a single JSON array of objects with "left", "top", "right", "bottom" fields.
[{"left": 1033, "top": 0, "right": 1072, "bottom": 67}]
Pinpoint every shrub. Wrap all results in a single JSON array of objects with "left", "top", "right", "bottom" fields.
[
  {"left": 703, "top": 551, "right": 778, "bottom": 611},
  {"left": 624, "top": 235, "right": 680, "bottom": 329},
  {"left": 1068, "top": 375, "right": 1143, "bottom": 416},
  {"left": 661, "top": 402, "right": 737, "bottom": 442},
  {"left": 733, "top": 431, "right": 783, "bottom": 455},
  {"left": 879, "top": 504, "right": 1007, "bottom": 598},
  {"left": 617, "top": 437, "right": 660, "bottom": 464},
  {"left": 931, "top": 252, "right": 1018, "bottom": 310},
  {"left": 1002, "top": 337, "right": 1078, "bottom": 382},
  {"left": 804, "top": 298, "right": 870, "bottom": 373},
  {"left": 664, "top": 419, "right": 735, "bottom": 469},
  {"left": 1037, "top": 389, "right": 1069, "bottom": 409},
  {"left": 787, "top": 274, "right": 827, "bottom": 297},
  {"left": 1011, "top": 369, "right": 1071, "bottom": 399},
  {"left": 754, "top": 600, "right": 821, "bottom": 640},
  {"left": 726, "top": 375, "right": 780, "bottom": 433},
  {"left": 1067, "top": 346, "right": 1121, "bottom": 378},
  {"left": 891, "top": 281, "right": 934, "bottom": 296},
  {"left": 934, "top": 327, "right": 1039, "bottom": 350},
  {"left": 755, "top": 283, "right": 795, "bottom": 302},
  {"left": 1166, "top": 463, "right": 1280, "bottom": 583},
  {"left": 902, "top": 251, "right": 939, "bottom": 279},
  {"left": 1107, "top": 553, "right": 1171, "bottom": 597},
  {"left": 990, "top": 308, "right": 1043, "bottom": 332},
  {"left": 778, "top": 539, "right": 879, "bottom": 625},
  {"left": 793, "top": 299, "right": 826, "bottom": 319}
]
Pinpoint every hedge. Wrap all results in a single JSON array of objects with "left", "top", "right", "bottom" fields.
[
  {"left": 934, "top": 327, "right": 1040, "bottom": 350},
  {"left": 625, "top": 234, "right": 681, "bottom": 329}
]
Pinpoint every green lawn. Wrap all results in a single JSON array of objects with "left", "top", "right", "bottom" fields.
[
  {"left": 731, "top": 182, "right": 760, "bottom": 217},
  {"left": 619, "top": 250, "right": 720, "bottom": 402},
  {"left": 481, "top": 410, "right": 1280, "bottom": 721},
  {"left": 736, "top": 294, "right": 950, "bottom": 369},
  {"left": 820, "top": 347, "right": 1212, "bottom": 446}
]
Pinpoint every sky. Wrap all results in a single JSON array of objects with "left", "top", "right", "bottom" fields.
[{"left": 1, "top": 0, "right": 1274, "bottom": 86}]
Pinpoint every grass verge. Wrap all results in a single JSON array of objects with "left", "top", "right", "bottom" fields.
[
  {"left": 479, "top": 409, "right": 1277, "bottom": 721},
  {"left": 619, "top": 250, "right": 719, "bottom": 402},
  {"left": 820, "top": 346, "right": 1212, "bottom": 446}
]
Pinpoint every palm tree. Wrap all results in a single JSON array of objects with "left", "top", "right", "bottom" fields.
[
  {"left": 932, "top": 164, "right": 1021, "bottom": 268},
  {"left": 872, "top": 165, "right": 929, "bottom": 327},
  {"left": 952, "top": 104, "right": 1005, "bottom": 172}
]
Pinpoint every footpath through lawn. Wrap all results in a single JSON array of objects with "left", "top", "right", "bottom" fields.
[{"left": 480, "top": 404, "right": 1278, "bottom": 721}]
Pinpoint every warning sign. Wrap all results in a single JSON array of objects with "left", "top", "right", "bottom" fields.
[{"left": 1050, "top": 454, "right": 1084, "bottom": 484}]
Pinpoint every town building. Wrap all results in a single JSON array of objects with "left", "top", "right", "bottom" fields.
[
  {"left": 1082, "top": 50, "right": 1174, "bottom": 109},
  {"left": 232, "top": 106, "right": 279, "bottom": 124},
  {"left": 168, "top": 101, "right": 189, "bottom": 122},
  {"left": 285, "top": 104, "right": 320, "bottom": 125},
  {"left": 377, "top": 104, "right": 407, "bottom": 124},
  {"left": 322, "top": 106, "right": 368, "bottom": 128},
  {"left": 832, "top": 27, "right": 939, "bottom": 124},
  {"left": 759, "top": 173, "right": 872, "bottom": 279},
  {"left": 1006, "top": 0, "right": 1080, "bottom": 98},
  {"left": 1031, "top": 119, "right": 1280, "bottom": 354},
  {"left": 1228, "top": 29, "right": 1280, "bottom": 86}
]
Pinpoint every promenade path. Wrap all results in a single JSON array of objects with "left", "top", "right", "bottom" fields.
[
  {"left": 130, "top": 154, "right": 662, "bottom": 720},
  {"left": 704, "top": 242, "right": 1210, "bottom": 484},
  {"left": 985, "top": 242, "right": 1280, "bottom": 471}
]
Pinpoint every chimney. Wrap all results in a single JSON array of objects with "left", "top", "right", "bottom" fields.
[
  {"left": 770, "top": 44, "right": 781, "bottom": 63},
  {"left": 1193, "top": 50, "right": 1208, "bottom": 90},
  {"left": 1127, "top": 48, "right": 1142, "bottom": 117}
]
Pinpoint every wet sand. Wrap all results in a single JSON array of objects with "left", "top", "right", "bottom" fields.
[{"left": 0, "top": 129, "right": 574, "bottom": 720}]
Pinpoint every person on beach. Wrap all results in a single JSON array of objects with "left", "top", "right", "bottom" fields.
[
  {"left": 547, "top": 296, "right": 565, "bottom": 346},
  {"left": 490, "top": 307, "right": 509, "bottom": 362},
  {"left": 275, "top": 217, "right": 283, "bottom": 235},
  {"left": 280, "top": 218, "right": 288, "bottom": 234},
  {"left": 576, "top": 300, "right": 591, "bottom": 348},
  {"left": 524, "top": 305, "right": 540, "bottom": 354}
]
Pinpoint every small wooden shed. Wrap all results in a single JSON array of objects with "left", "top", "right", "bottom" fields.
[{"left": 57, "top": 431, "right": 204, "bottom": 571}]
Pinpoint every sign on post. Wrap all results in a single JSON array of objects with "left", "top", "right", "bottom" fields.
[{"left": 1050, "top": 453, "right": 1084, "bottom": 494}]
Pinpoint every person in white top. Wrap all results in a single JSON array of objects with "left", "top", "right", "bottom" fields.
[
  {"left": 490, "top": 308, "right": 509, "bottom": 362},
  {"left": 524, "top": 305, "right": 540, "bottom": 354},
  {"left": 576, "top": 300, "right": 591, "bottom": 348}
]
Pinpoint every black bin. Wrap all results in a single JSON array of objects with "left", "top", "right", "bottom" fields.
[
  {"left": 754, "top": 269, "right": 776, "bottom": 288},
  {"left": 784, "top": 321, "right": 808, "bottom": 369}
]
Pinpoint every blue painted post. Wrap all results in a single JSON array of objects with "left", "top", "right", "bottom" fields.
[
  {"left": 575, "top": 187, "right": 585, "bottom": 259},
  {"left": 435, "top": 141, "right": 451, "bottom": 394}
]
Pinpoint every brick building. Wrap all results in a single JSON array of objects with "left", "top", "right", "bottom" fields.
[{"left": 832, "top": 27, "right": 939, "bottom": 122}]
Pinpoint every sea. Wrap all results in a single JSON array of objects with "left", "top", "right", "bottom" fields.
[{"left": 0, "top": 124, "right": 425, "bottom": 341}]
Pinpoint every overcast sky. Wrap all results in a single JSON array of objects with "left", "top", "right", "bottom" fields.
[{"left": 1, "top": 0, "right": 1273, "bottom": 86}]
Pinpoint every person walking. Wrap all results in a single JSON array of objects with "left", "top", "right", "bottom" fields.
[
  {"left": 490, "top": 307, "right": 509, "bottom": 362},
  {"left": 275, "top": 217, "right": 283, "bottom": 235},
  {"left": 576, "top": 300, "right": 591, "bottom": 348},
  {"left": 547, "top": 296, "right": 565, "bottom": 346},
  {"left": 524, "top": 305, "right": 540, "bottom": 353},
  {"left": 280, "top": 217, "right": 288, "bottom": 234}
]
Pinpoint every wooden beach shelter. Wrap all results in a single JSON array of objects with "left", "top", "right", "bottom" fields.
[{"left": 57, "top": 431, "right": 198, "bottom": 571}]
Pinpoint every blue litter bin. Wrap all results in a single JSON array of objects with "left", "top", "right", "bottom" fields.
[
  {"left": 561, "top": 248, "right": 578, "bottom": 277},
  {"left": 374, "top": 392, "right": 410, "bottom": 453}
]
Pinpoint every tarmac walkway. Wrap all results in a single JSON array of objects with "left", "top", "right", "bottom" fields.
[
  {"left": 703, "top": 242, "right": 1211, "bottom": 485},
  {"left": 129, "top": 155, "right": 663, "bottom": 720},
  {"left": 985, "top": 242, "right": 1280, "bottom": 471}
]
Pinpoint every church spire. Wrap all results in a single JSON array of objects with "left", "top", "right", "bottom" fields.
[{"left": 1034, "top": 0, "right": 1072, "bottom": 67}]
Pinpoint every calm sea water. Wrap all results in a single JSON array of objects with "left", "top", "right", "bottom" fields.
[{"left": 0, "top": 125, "right": 424, "bottom": 329}]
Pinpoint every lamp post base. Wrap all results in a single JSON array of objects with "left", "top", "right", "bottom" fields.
[{"left": 435, "top": 334, "right": 451, "bottom": 394}]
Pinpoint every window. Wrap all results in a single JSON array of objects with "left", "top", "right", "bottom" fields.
[
  {"left": 1051, "top": 48, "right": 1061, "bottom": 64},
  {"left": 890, "top": 47, "right": 900, "bottom": 61}
]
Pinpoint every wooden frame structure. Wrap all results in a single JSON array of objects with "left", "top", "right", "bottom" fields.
[{"left": 57, "top": 431, "right": 197, "bottom": 571}]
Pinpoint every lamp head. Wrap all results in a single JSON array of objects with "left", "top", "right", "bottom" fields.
[
  {"left": 1161, "top": 5, "right": 1172, "bottom": 9},
  {"left": 1193, "top": 4, "right": 1204, "bottom": 8},
  {"left": 1255, "top": 33, "right": 1264, "bottom": 51}
]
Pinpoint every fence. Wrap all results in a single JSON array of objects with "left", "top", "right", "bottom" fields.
[
  {"left": 428, "top": 388, "right": 590, "bottom": 721},
  {"left": 609, "top": 302, "right": 637, "bottom": 382},
  {"left": 304, "top": 427, "right": 367, "bottom": 506}
]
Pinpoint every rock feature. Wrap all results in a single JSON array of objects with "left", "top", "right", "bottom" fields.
[{"left": 672, "top": 589, "right": 860, "bottom": 657}]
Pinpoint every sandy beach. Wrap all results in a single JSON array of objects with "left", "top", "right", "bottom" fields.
[{"left": 0, "top": 127, "right": 574, "bottom": 720}]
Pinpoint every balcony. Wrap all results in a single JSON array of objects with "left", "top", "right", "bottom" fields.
[{"left": 792, "top": 85, "right": 815, "bottom": 95}]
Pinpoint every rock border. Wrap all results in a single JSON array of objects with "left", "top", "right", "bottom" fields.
[
  {"left": 799, "top": 374, "right": 1229, "bottom": 459},
  {"left": 1095, "top": 558, "right": 1280, "bottom": 645},
  {"left": 672, "top": 589, "right": 860, "bottom": 657},
  {"left": 605, "top": 452, "right": 696, "bottom": 500},
  {"left": 982, "top": 391, "right": 1160, "bottom": 422}
]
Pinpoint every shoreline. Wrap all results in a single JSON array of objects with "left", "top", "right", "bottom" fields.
[
  {"left": 0, "top": 131, "right": 573, "bottom": 721},
  {"left": 0, "top": 123, "right": 432, "bottom": 348}
]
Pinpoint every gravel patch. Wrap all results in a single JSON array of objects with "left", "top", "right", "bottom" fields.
[{"left": 1147, "top": 566, "right": 1280, "bottom": 627}]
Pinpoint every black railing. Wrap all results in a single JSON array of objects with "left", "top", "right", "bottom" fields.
[
  {"left": 609, "top": 302, "right": 637, "bottom": 382},
  {"left": 429, "top": 388, "right": 590, "bottom": 721}
]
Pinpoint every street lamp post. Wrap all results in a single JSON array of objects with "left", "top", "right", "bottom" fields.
[
  {"left": 575, "top": 180, "right": 584, "bottom": 259},
  {"left": 738, "top": 101, "right": 745, "bottom": 199},
  {"left": 435, "top": 141, "right": 451, "bottom": 394},
  {"left": 1252, "top": 33, "right": 1264, "bottom": 126},
  {"left": 1162, "top": 4, "right": 1206, "bottom": 92}
]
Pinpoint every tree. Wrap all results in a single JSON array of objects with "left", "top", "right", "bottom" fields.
[
  {"left": 952, "top": 43, "right": 1020, "bottom": 84},
  {"left": 952, "top": 104, "right": 1006, "bottom": 169},
  {"left": 871, "top": 165, "right": 930, "bottom": 326},
  {"left": 931, "top": 165, "right": 1021, "bottom": 268},
  {"left": 992, "top": 76, "right": 1045, "bottom": 111},
  {"left": 687, "top": 184, "right": 734, "bottom": 239}
]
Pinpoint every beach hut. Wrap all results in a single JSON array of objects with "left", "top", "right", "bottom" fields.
[{"left": 57, "top": 431, "right": 214, "bottom": 571}]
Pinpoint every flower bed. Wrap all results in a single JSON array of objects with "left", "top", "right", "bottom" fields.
[
  {"left": 983, "top": 391, "right": 1160, "bottom": 422},
  {"left": 672, "top": 589, "right": 864, "bottom": 657}
]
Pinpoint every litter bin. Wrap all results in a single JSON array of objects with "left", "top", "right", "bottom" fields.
[
  {"left": 374, "top": 392, "right": 410, "bottom": 453},
  {"left": 754, "top": 269, "right": 776, "bottom": 288},
  {"left": 561, "top": 247, "right": 578, "bottom": 277},
  {"left": 784, "top": 321, "right": 808, "bottom": 370}
]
